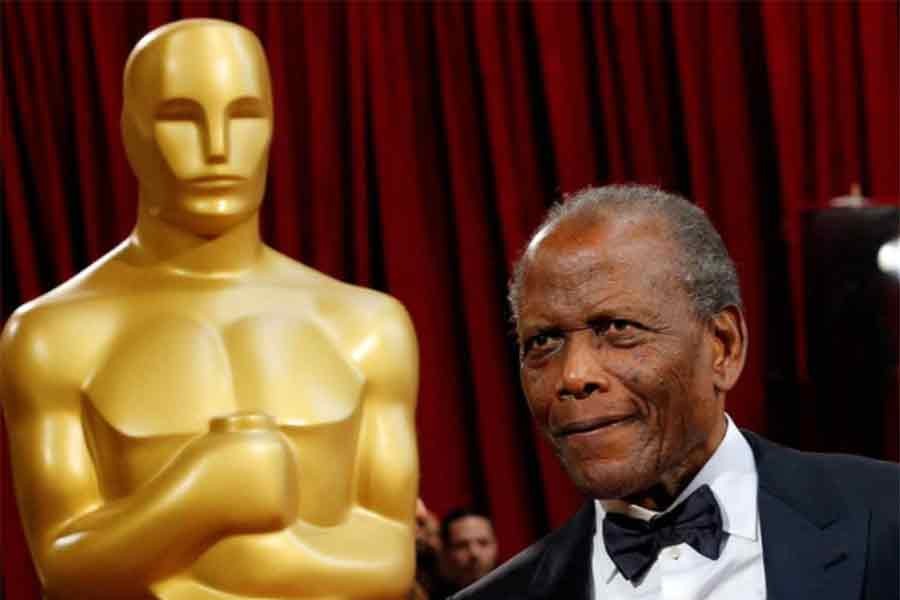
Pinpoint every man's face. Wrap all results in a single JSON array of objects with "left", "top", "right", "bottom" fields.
[
  {"left": 516, "top": 216, "right": 726, "bottom": 504},
  {"left": 123, "top": 25, "right": 273, "bottom": 236},
  {"left": 443, "top": 516, "right": 498, "bottom": 587}
]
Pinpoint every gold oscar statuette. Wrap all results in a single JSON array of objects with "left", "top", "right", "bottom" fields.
[{"left": 0, "top": 19, "right": 419, "bottom": 600}]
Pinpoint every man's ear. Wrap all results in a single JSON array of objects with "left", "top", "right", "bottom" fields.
[{"left": 708, "top": 305, "right": 747, "bottom": 393}]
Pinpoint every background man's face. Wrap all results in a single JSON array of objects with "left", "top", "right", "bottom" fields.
[
  {"left": 443, "top": 516, "right": 498, "bottom": 587},
  {"left": 516, "top": 216, "right": 724, "bottom": 503},
  {"left": 123, "top": 25, "right": 273, "bottom": 236}
]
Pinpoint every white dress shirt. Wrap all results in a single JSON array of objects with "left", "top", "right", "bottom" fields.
[{"left": 591, "top": 415, "right": 767, "bottom": 599}]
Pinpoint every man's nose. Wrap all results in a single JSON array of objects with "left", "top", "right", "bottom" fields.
[
  {"left": 203, "top": 112, "right": 228, "bottom": 163},
  {"left": 559, "top": 330, "right": 609, "bottom": 400}
]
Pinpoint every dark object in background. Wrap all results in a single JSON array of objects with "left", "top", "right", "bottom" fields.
[{"left": 803, "top": 205, "right": 899, "bottom": 461}]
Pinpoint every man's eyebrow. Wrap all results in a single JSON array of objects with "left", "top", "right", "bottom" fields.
[
  {"left": 516, "top": 317, "right": 553, "bottom": 333},
  {"left": 586, "top": 303, "right": 658, "bottom": 321}
]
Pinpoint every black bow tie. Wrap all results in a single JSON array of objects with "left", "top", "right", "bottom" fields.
[{"left": 602, "top": 484, "right": 725, "bottom": 582}]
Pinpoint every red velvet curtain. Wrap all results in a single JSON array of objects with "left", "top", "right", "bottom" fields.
[{"left": 2, "top": 2, "right": 897, "bottom": 597}]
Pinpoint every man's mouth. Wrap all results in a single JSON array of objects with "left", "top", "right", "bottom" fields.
[{"left": 554, "top": 415, "right": 636, "bottom": 437}]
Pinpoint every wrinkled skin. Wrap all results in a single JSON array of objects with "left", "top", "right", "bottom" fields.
[{"left": 516, "top": 215, "right": 746, "bottom": 510}]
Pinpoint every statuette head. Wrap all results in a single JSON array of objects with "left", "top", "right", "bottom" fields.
[{"left": 122, "top": 19, "right": 273, "bottom": 236}]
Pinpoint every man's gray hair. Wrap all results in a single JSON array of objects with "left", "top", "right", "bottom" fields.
[{"left": 508, "top": 184, "right": 742, "bottom": 323}]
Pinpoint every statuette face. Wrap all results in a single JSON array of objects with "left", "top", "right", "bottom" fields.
[
  {"left": 123, "top": 21, "right": 273, "bottom": 236},
  {"left": 1, "top": 18, "right": 418, "bottom": 600}
]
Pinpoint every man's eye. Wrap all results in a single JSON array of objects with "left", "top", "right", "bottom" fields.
[
  {"left": 533, "top": 333, "right": 551, "bottom": 347},
  {"left": 523, "top": 332, "right": 560, "bottom": 355},
  {"left": 592, "top": 318, "right": 641, "bottom": 338},
  {"left": 610, "top": 319, "right": 632, "bottom": 332}
]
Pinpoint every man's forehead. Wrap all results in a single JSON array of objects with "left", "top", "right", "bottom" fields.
[
  {"left": 450, "top": 515, "right": 494, "bottom": 535},
  {"left": 528, "top": 214, "right": 676, "bottom": 273},
  {"left": 516, "top": 214, "right": 686, "bottom": 327}
]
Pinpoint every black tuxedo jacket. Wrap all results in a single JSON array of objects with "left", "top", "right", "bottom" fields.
[{"left": 451, "top": 431, "right": 899, "bottom": 600}]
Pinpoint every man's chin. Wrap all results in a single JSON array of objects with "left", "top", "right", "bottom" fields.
[{"left": 563, "top": 457, "right": 650, "bottom": 501}]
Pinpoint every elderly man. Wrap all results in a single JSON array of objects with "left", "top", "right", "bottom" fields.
[{"left": 452, "top": 185, "right": 899, "bottom": 600}]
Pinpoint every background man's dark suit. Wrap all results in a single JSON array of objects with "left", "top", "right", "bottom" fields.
[{"left": 451, "top": 431, "right": 900, "bottom": 600}]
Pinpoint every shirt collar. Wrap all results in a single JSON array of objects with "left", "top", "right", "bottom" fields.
[{"left": 592, "top": 414, "right": 759, "bottom": 583}]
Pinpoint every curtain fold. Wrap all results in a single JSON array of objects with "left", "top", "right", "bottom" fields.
[{"left": 2, "top": 2, "right": 896, "bottom": 597}]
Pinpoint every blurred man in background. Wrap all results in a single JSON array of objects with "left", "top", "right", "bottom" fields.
[{"left": 439, "top": 508, "right": 499, "bottom": 594}]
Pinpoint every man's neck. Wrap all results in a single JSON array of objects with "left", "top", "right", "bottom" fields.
[
  {"left": 127, "top": 206, "right": 264, "bottom": 278},
  {"left": 623, "top": 413, "right": 729, "bottom": 512}
]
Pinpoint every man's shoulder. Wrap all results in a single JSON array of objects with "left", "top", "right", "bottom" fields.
[
  {"left": 744, "top": 430, "right": 898, "bottom": 599},
  {"left": 743, "top": 429, "right": 899, "bottom": 513}
]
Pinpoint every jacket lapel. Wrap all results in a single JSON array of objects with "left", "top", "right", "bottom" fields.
[
  {"left": 528, "top": 501, "right": 595, "bottom": 600},
  {"left": 743, "top": 430, "right": 867, "bottom": 600}
]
